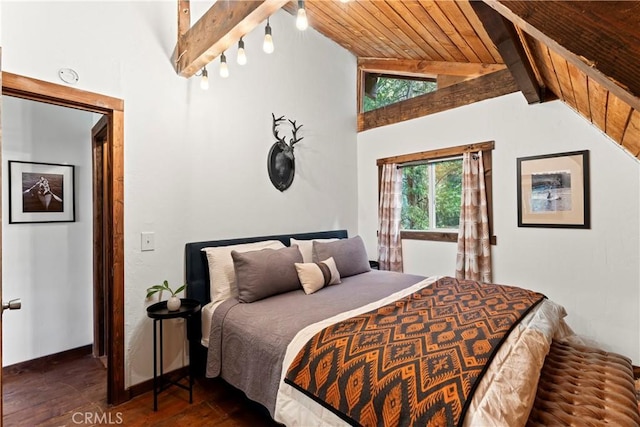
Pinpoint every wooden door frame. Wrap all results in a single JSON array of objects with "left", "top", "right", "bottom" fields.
[
  {"left": 91, "top": 116, "right": 109, "bottom": 360},
  {"left": 1, "top": 71, "right": 128, "bottom": 405}
]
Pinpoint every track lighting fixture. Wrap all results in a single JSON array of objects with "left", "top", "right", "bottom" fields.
[
  {"left": 200, "top": 66, "right": 209, "bottom": 90},
  {"left": 219, "top": 52, "right": 229, "bottom": 78},
  {"left": 296, "top": 0, "right": 308, "bottom": 31},
  {"left": 263, "top": 19, "right": 274, "bottom": 54},
  {"left": 237, "top": 37, "right": 247, "bottom": 65}
]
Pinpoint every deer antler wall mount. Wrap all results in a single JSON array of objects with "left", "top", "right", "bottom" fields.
[{"left": 267, "top": 113, "right": 304, "bottom": 191}]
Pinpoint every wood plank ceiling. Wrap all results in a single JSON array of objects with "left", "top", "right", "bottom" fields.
[
  {"left": 504, "top": 1, "right": 640, "bottom": 158},
  {"left": 286, "top": 0, "right": 502, "bottom": 65},
  {"left": 279, "top": 0, "right": 640, "bottom": 159},
  {"left": 176, "top": 0, "right": 639, "bottom": 160}
]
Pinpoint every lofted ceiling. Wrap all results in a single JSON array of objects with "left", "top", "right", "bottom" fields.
[
  {"left": 284, "top": 0, "right": 502, "bottom": 64},
  {"left": 175, "top": 0, "right": 640, "bottom": 159}
]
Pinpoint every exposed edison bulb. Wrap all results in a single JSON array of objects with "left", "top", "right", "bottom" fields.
[
  {"left": 219, "top": 52, "right": 229, "bottom": 78},
  {"left": 263, "top": 21, "right": 274, "bottom": 54},
  {"left": 200, "top": 67, "right": 209, "bottom": 90},
  {"left": 263, "top": 34, "right": 274, "bottom": 54},
  {"left": 237, "top": 38, "right": 247, "bottom": 65},
  {"left": 296, "top": 5, "right": 308, "bottom": 31}
]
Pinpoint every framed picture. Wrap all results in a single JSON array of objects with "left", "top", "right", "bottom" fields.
[
  {"left": 517, "top": 150, "right": 590, "bottom": 228},
  {"left": 8, "top": 161, "right": 75, "bottom": 223}
]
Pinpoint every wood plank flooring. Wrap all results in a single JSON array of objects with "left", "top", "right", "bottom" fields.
[
  {"left": 5, "top": 347, "right": 640, "bottom": 425},
  {"left": 3, "top": 347, "right": 279, "bottom": 426}
]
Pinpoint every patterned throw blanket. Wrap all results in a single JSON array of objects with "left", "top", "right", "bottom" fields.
[{"left": 284, "top": 277, "right": 545, "bottom": 427}]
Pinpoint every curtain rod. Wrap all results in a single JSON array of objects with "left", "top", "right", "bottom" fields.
[
  {"left": 397, "top": 155, "right": 463, "bottom": 169},
  {"left": 376, "top": 140, "right": 494, "bottom": 166}
]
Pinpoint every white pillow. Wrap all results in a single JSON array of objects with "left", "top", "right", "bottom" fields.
[
  {"left": 290, "top": 238, "right": 338, "bottom": 263},
  {"left": 202, "top": 240, "right": 285, "bottom": 303},
  {"left": 294, "top": 257, "right": 341, "bottom": 295}
]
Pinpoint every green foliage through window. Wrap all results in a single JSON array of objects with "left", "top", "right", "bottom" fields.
[
  {"left": 401, "top": 158, "right": 462, "bottom": 231},
  {"left": 364, "top": 76, "right": 437, "bottom": 112},
  {"left": 401, "top": 164, "right": 429, "bottom": 229}
]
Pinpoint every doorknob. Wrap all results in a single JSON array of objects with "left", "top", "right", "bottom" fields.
[{"left": 2, "top": 298, "right": 22, "bottom": 313}]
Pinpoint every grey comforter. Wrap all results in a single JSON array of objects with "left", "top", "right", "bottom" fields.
[{"left": 206, "top": 270, "right": 425, "bottom": 416}]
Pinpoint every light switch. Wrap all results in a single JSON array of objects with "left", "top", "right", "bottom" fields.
[{"left": 141, "top": 232, "right": 155, "bottom": 251}]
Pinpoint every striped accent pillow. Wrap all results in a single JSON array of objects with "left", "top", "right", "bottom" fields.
[{"left": 294, "top": 257, "right": 341, "bottom": 295}]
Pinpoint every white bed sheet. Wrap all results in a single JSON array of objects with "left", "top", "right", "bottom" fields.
[{"left": 200, "top": 301, "right": 223, "bottom": 348}]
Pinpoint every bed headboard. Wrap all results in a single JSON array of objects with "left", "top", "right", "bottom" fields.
[
  {"left": 184, "top": 229, "right": 349, "bottom": 306},
  {"left": 184, "top": 229, "right": 349, "bottom": 374}
]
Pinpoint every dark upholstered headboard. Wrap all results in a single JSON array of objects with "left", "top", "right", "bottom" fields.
[
  {"left": 184, "top": 229, "right": 349, "bottom": 307},
  {"left": 184, "top": 229, "right": 348, "bottom": 374}
]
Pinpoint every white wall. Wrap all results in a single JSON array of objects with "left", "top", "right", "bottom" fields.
[
  {"left": 1, "top": 2, "right": 357, "bottom": 385},
  {"left": 2, "top": 97, "right": 94, "bottom": 366},
  {"left": 358, "top": 93, "right": 640, "bottom": 363}
]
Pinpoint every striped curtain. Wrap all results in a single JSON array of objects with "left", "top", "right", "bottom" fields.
[
  {"left": 378, "top": 164, "right": 404, "bottom": 272},
  {"left": 455, "top": 152, "right": 492, "bottom": 282}
]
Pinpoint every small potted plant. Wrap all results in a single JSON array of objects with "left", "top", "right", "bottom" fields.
[{"left": 146, "top": 280, "right": 186, "bottom": 311}]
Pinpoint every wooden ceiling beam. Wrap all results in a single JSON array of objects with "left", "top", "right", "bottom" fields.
[
  {"left": 358, "top": 58, "right": 506, "bottom": 79},
  {"left": 177, "top": 0, "right": 190, "bottom": 70},
  {"left": 485, "top": 0, "right": 640, "bottom": 112},
  {"left": 174, "top": 0, "right": 288, "bottom": 78},
  {"left": 470, "top": 1, "right": 542, "bottom": 104},
  {"left": 178, "top": 0, "right": 190, "bottom": 39},
  {"left": 360, "top": 69, "right": 518, "bottom": 131}
]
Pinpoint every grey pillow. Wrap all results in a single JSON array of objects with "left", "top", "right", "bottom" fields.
[
  {"left": 231, "top": 245, "right": 303, "bottom": 303},
  {"left": 312, "top": 236, "right": 371, "bottom": 278}
]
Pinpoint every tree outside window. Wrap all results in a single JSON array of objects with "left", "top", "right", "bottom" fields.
[
  {"left": 401, "top": 158, "right": 462, "bottom": 231},
  {"left": 364, "top": 75, "right": 437, "bottom": 112},
  {"left": 378, "top": 141, "right": 494, "bottom": 244}
]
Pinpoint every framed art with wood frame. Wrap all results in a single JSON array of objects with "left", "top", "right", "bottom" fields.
[
  {"left": 9, "top": 160, "right": 76, "bottom": 223},
  {"left": 517, "top": 150, "right": 590, "bottom": 229}
]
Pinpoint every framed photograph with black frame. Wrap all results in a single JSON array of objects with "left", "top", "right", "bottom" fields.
[
  {"left": 517, "top": 150, "right": 590, "bottom": 229},
  {"left": 9, "top": 160, "right": 76, "bottom": 224}
]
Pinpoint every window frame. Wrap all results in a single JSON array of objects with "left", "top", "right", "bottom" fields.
[
  {"left": 377, "top": 141, "right": 496, "bottom": 245},
  {"left": 362, "top": 72, "right": 438, "bottom": 113},
  {"left": 399, "top": 156, "right": 463, "bottom": 233}
]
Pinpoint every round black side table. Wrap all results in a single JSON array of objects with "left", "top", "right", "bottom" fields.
[{"left": 146, "top": 298, "right": 201, "bottom": 411}]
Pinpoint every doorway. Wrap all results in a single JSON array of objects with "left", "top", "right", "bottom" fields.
[
  {"left": 92, "top": 115, "right": 109, "bottom": 365},
  {"left": 1, "top": 72, "right": 127, "bottom": 407}
]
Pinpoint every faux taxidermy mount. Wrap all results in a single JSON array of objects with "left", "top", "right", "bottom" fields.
[{"left": 267, "top": 113, "right": 304, "bottom": 192}]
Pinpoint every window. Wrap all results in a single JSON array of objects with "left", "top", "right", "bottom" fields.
[
  {"left": 363, "top": 74, "right": 437, "bottom": 113},
  {"left": 401, "top": 158, "right": 463, "bottom": 231},
  {"left": 377, "top": 142, "right": 495, "bottom": 244}
]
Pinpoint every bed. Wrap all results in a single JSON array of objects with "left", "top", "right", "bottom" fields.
[{"left": 185, "top": 230, "right": 640, "bottom": 426}]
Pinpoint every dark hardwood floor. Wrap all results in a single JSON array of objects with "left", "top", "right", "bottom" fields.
[
  {"left": 3, "top": 347, "right": 279, "bottom": 426},
  {"left": 6, "top": 347, "right": 639, "bottom": 425}
]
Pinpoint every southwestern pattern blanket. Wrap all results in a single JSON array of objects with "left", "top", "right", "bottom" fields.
[{"left": 284, "top": 277, "right": 546, "bottom": 427}]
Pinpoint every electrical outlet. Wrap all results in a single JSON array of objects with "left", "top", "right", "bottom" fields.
[{"left": 141, "top": 232, "right": 155, "bottom": 251}]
